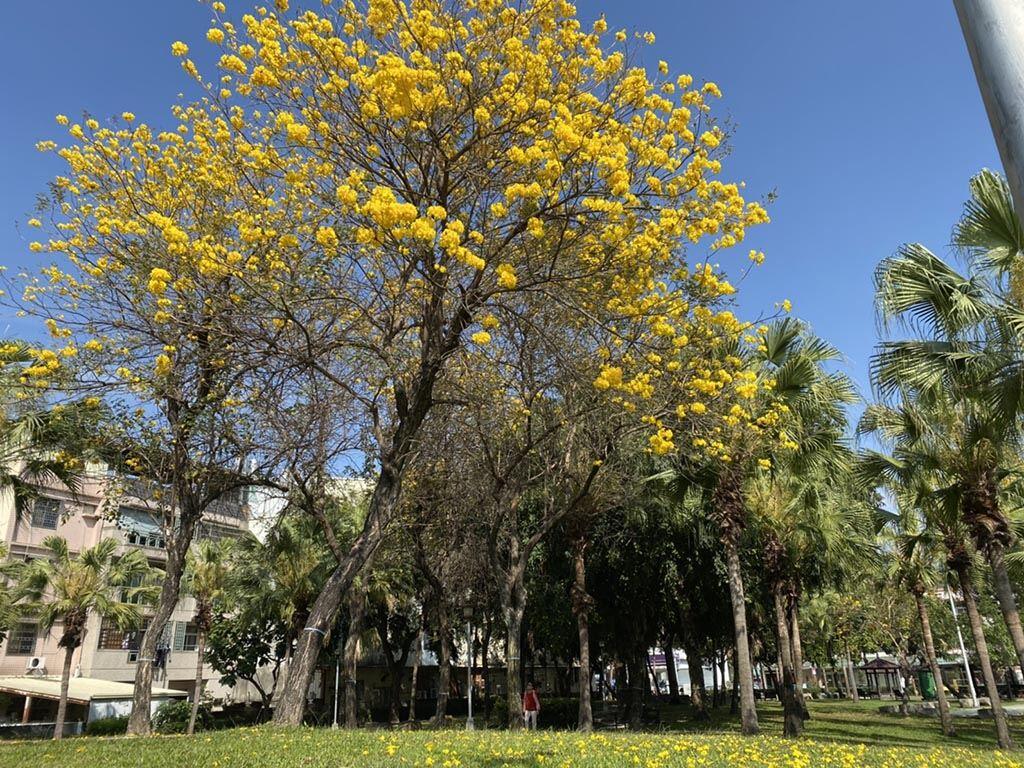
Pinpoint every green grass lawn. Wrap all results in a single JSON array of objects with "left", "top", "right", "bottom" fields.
[{"left": 4, "top": 701, "right": 1024, "bottom": 768}]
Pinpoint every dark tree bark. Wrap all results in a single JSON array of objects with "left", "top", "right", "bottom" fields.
[
  {"left": 570, "top": 532, "right": 594, "bottom": 731},
  {"left": 432, "top": 600, "right": 453, "bottom": 726},
  {"left": 683, "top": 639, "right": 710, "bottom": 721},
  {"left": 663, "top": 636, "right": 681, "bottom": 705}
]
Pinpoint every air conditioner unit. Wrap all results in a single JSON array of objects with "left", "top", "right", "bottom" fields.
[{"left": 26, "top": 656, "right": 46, "bottom": 674}]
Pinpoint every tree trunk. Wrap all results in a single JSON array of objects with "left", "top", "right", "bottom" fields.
[
  {"left": 722, "top": 540, "right": 759, "bottom": 734},
  {"left": 571, "top": 537, "right": 594, "bottom": 731},
  {"left": 504, "top": 605, "right": 525, "bottom": 729},
  {"left": 408, "top": 626, "right": 423, "bottom": 722},
  {"left": 128, "top": 527, "right": 192, "bottom": 735},
  {"left": 954, "top": 562, "right": 1014, "bottom": 749},
  {"left": 773, "top": 586, "right": 803, "bottom": 737},
  {"left": 482, "top": 618, "right": 492, "bottom": 719},
  {"left": 730, "top": 649, "right": 739, "bottom": 715},
  {"left": 788, "top": 600, "right": 810, "bottom": 720},
  {"left": 53, "top": 644, "right": 75, "bottom": 740},
  {"left": 432, "top": 602, "right": 452, "bottom": 726},
  {"left": 664, "top": 638, "right": 680, "bottom": 705},
  {"left": 684, "top": 640, "right": 709, "bottom": 721},
  {"left": 273, "top": 477, "right": 399, "bottom": 726},
  {"left": 844, "top": 643, "right": 859, "bottom": 702},
  {"left": 988, "top": 542, "right": 1024, "bottom": 675},
  {"left": 625, "top": 653, "right": 645, "bottom": 729},
  {"left": 343, "top": 588, "right": 367, "bottom": 729},
  {"left": 187, "top": 629, "right": 207, "bottom": 735}
]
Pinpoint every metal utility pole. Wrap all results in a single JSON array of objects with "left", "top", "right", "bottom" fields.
[
  {"left": 947, "top": 586, "right": 980, "bottom": 707},
  {"left": 955, "top": 0, "right": 1024, "bottom": 222}
]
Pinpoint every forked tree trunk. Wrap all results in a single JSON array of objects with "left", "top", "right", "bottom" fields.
[
  {"left": 187, "top": 629, "right": 207, "bottom": 735},
  {"left": 954, "top": 562, "right": 1013, "bottom": 749},
  {"left": 988, "top": 542, "right": 1024, "bottom": 675},
  {"left": 773, "top": 586, "right": 803, "bottom": 737},
  {"left": 128, "top": 521, "right": 194, "bottom": 735},
  {"left": 54, "top": 644, "right": 75, "bottom": 740},
  {"left": 722, "top": 540, "right": 759, "bottom": 734}
]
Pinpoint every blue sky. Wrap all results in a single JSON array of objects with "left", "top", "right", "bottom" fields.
[{"left": 0, "top": 0, "right": 1002, "bottom": 403}]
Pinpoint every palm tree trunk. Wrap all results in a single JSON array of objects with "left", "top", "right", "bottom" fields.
[
  {"left": 954, "top": 561, "right": 1014, "bottom": 749},
  {"left": 53, "top": 644, "right": 75, "bottom": 740},
  {"left": 722, "top": 539, "right": 759, "bottom": 734},
  {"left": 187, "top": 629, "right": 207, "bottom": 735},
  {"left": 988, "top": 542, "right": 1024, "bottom": 674},
  {"left": 788, "top": 600, "right": 810, "bottom": 720},
  {"left": 772, "top": 587, "right": 803, "bottom": 737},
  {"left": 914, "top": 592, "right": 955, "bottom": 737}
]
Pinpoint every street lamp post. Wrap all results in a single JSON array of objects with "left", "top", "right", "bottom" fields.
[
  {"left": 954, "top": 0, "right": 1024, "bottom": 225},
  {"left": 464, "top": 606, "right": 474, "bottom": 730},
  {"left": 947, "top": 583, "right": 980, "bottom": 707}
]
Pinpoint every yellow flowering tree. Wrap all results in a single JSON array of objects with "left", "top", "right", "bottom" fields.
[
  {"left": 19, "top": 0, "right": 772, "bottom": 726},
  {"left": 11, "top": 101, "right": 290, "bottom": 732}
]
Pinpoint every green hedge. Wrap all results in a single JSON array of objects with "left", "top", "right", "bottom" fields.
[
  {"left": 153, "top": 699, "right": 212, "bottom": 734},
  {"left": 84, "top": 716, "right": 128, "bottom": 736}
]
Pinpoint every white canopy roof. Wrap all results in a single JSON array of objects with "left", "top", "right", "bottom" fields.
[{"left": 0, "top": 676, "right": 187, "bottom": 705}]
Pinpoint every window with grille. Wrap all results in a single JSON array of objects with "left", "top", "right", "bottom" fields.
[
  {"left": 97, "top": 617, "right": 150, "bottom": 651},
  {"left": 6, "top": 622, "right": 37, "bottom": 655},
  {"left": 31, "top": 497, "right": 61, "bottom": 529}
]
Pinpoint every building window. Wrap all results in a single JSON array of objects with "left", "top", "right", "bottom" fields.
[
  {"left": 173, "top": 621, "right": 199, "bottom": 652},
  {"left": 31, "top": 498, "right": 61, "bottom": 529},
  {"left": 6, "top": 622, "right": 37, "bottom": 655},
  {"left": 120, "top": 572, "right": 152, "bottom": 605},
  {"left": 97, "top": 617, "right": 150, "bottom": 651}
]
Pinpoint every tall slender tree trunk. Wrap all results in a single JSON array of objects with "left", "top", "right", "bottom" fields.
[
  {"left": 343, "top": 588, "right": 367, "bottom": 729},
  {"left": 408, "top": 622, "right": 424, "bottom": 722},
  {"left": 187, "top": 629, "right": 207, "bottom": 735},
  {"left": 788, "top": 599, "right": 810, "bottom": 720},
  {"left": 570, "top": 535, "right": 594, "bottom": 731},
  {"left": 54, "top": 644, "right": 75, "bottom": 740},
  {"left": 722, "top": 540, "right": 759, "bottom": 734},
  {"left": 432, "top": 602, "right": 452, "bottom": 726},
  {"left": 684, "top": 640, "right": 710, "bottom": 721},
  {"left": 773, "top": 587, "right": 803, "bottom": 737},
  {"left": 625, "top": 653, "right": 645, "bottom": 729},
  {"left": 844, "top": 643, "right": 859, "bottom": 702},
  {"left": 954, "top": 562, "right": 1014, "bottom": 749},
  {"left": 988, "top": 543, "right": 1024, "bottom": 675},
  {"left": 730, "top": 650, "right": 739, "bottom": 715},
  {"left": 482, "top": 618, "right": 492, "bottom": 719},
  {"left": 664, "top": 637, "right": 680, "bottom": 705},
  {"left": 504, "top": 605, "right": 525, "bottom": 729}
]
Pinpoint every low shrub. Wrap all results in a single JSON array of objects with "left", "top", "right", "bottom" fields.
[
  {"left": 153, "top": 699, "right": 212, "bottom": 734},
  {"left": 84, "top": 716, "right": 128, "bottom": 736}
]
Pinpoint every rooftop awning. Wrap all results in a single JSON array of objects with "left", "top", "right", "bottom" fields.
[{"left": 0, "top": 676, "right": 186, "bottom": 705}]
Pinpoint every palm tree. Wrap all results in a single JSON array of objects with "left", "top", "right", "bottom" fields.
[
  {"left": 883, "top": 509, "right": 956, "bottom": 737},
  {"left": 859, "top": 397, "right": 1014, "bottom": 748},
  {"left": 0, "top": 543, "right": 26, "bottom": 644},
  {"left": 656, "top": 318, "right": 857, "bottom": 737},
  {"left": 873, "top": 170, "right": 1024, "bottom": 679},
  {"left": 18, "top": 537, "right": 155, "bottom": 739},
  {"left": 183, "top": 540, "right": 229, "bottom": 735}
]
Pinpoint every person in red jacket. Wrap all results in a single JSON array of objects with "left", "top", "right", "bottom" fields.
[{"left": 523, "top": 682, "right": 540, "bottom": 730}]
